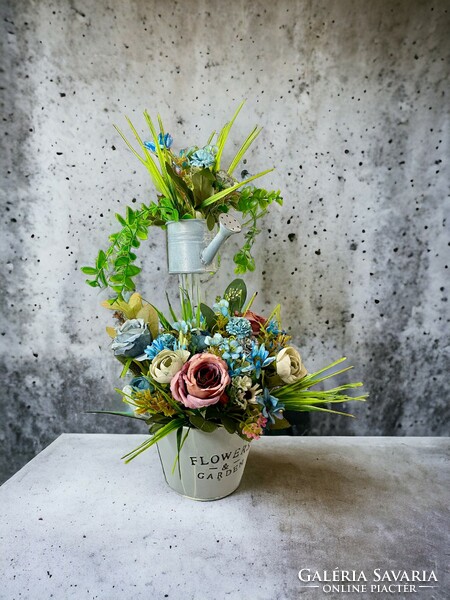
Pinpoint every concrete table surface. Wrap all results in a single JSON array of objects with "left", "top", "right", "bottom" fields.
[{"left": 0, "top": 435, "right": 448, "bottom": 600}]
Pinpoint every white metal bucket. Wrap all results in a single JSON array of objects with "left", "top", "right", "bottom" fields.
[
  {"left": 156, "top": 426, "right": 251, "bottom": 501},
  {"left": 166, "top": 219, "right": 217, "bottom": 274}
]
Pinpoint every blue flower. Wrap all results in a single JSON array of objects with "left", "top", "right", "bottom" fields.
[
  {"left": 219, "top": 338, "right": 244, "bottom": 363},
  {"left": 111, "top": 319, "right": 152, "bottom": 358},
  {"left": 212, "top": 299, "right": 229, "bottom": 317},
  {"left": 267, "top": 320, "right": 282, "bottom": 335},
  {"left": 144, "top": 133, "right": 173, "bottom": 153},
  {"left": 190, "top": 330, "right": 210, "bottom": 353},
  {"left": 228, "top": 363, "right": 244, "bottom": 377},
  {"left": 174, "top": 340, "right": 188, "bottom": 351},
  {"left": 257, "top": 388, "right": 285, "bottom": 424},
  {"left": 242, "top": 342, "right": 275, "bottom": 378},
  {"left": 129, "top": 376, "right": 154, "bottom": 392},
  {"left": 179, "top": 146, "right": 195, "bottom": 158},
  {"left": 226, "top": 317, "right": 252, "bottom": 339},
  {"left": 189, "top": 145, "right": 217, "bottom": 168},
  {"left": 203, "top": 334, "right": 245, "bottom": 370},
  {"left": 172, "top": 319, "right": 193, "bottom": 334},
  {"left": 204, "top": 332, "right": 224, "bottom": 347},
  {"left": 144, "top": 333, "right": 177, "bottom": 360}
]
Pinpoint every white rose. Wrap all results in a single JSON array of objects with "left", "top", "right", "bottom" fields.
[
  {"left": 149, "top": 349, "right": 190, "bottom": 384},
  {"left": 276, "top": 347, "right": 307, "bottom": 384}
]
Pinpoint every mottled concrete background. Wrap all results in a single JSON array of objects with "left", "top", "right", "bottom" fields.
[{"left": 1, "top": 0, "right": 449, "bottom": 484}]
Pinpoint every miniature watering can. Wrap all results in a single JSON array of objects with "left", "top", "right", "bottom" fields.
[{"left": 166, "top": 214, "right": 241, "bottom": 274}]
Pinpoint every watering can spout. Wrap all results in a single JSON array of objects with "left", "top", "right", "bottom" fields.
[{"left": 201, "top": 214, "right": 242, "bottom": 266}]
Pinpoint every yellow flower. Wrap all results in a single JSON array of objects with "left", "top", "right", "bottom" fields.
[
  {"left": 103, "top": 293, "right": 159, "bottom": 338},
  {"left": 133, "top": 389, "right": 178, "bottom": 417}
]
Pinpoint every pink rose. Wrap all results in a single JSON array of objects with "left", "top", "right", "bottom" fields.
[
  {"left": 244, "top": 310, "right": 267, "bottom": 334},
  {"left": 170, "top": 353, "right": 230, "bottom": 409}
]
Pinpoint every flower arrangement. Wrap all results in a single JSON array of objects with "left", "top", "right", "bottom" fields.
[
  {"left": 96, "top": 279, "right": 367, "bottom": 462},
  {"left": 82, "top": 101, "right": 282, "bottom": 301}
]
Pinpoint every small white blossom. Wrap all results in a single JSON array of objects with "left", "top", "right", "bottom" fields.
[
  {"left": 233, "top": 376, "right": 262, "bottom": 408},
  {"left": 149, "top": 349, "right": 190, "bottom": 384},
  {"left": 276, "top": 347, "right": 307, "bottom": 384}
]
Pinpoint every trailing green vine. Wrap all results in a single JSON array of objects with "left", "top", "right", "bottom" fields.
[
  {"left": 81, "top": 206, "right": 151, "bottom": 297},
  {"left": 233, "top": 187, "right": 283, "bottom": 273}
]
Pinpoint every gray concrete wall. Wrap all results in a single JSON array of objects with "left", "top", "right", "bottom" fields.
[{"left": 1, "top": 0, "right": 449, "bottom": 484}]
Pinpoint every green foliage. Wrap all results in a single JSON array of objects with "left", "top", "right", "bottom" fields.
[
  {"left": 192, "top": 169, "right": 215, "bottom": 206},
  {"left": 200, "top": 303, "right": 217, "bottom": 331},
  {"left": 82, "top": 205, "right": 153, "bottom": 298},
  {"left": 227, "top": 125, "right": 262, "bottom": 175},
  {"left": 189, "top": 414, "right": 219, "bottom": 432},
  {"left": 214, "top": 100, "right": 245, "bottom": 172},
  {"left": 149, "top": 303, "right": 173, "bottom": 331},
  {"left": 276, "top": 358, "right": 368, "bottom": 417},
  {"left": 223, "top": 279, "right": 247, "bottom": 314},
  {"left": 200, "top": 169, "right": 274, "bottom": 208},
  {"left": 85, "top": 410, "right": 149, "bottom": 422},
  {"left": 121, "top": 418, "right": 186, "bottom": 463},
  {"left": 114, "top": 354, "right": 145, "bottom": 377},
  {"left": 114, "top": 118, "right": 171, "bottom": 198},
  {"left": 233, "top": 187, "right": 283, "bottom": 274},
  {"left": 165, "top": 162, "right": 194, "bottom": 207},
  {"left": 220, "top": 415, "right": 238, "bottom": 434}
]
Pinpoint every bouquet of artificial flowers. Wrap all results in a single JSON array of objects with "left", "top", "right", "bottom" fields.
[
  {"left": 97, "top": 280, "right": 367, "bottom": 462},
  {"left": 82, "top": 102, "right": 282, "bottom": 300}
]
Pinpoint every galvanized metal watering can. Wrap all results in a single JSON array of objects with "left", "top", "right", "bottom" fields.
[{"left": 166, "top": 214, "right": 241, "bottom": 274}]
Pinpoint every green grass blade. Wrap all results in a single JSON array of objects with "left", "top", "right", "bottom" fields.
[
  {"left": 143, "top": 111, "right": 170, "bottom": 184},
  {"left": 292, "top": 405, "right": 356, "bottom": 417},
  {"left": 157, "top": 114, "right": 165, "bottom": 135},
  {"left": 114, "top": 124, "right": 147, "bottom": 165},
  {"left": 302, "top": 366, "right": 354, "bottom": 388},
  {"left": 125, "top": 116, "right": 170, "bottom": 196},
  {"left": 281, "top": 394, "right": 367, "bottom": 405},
  {"left": 227, "top": 126, "right": 262, "bottom": 175},
  {"left": 287, "top": 366, "right": 355, "bottom": 392},
  {"left": 242, "top": 291, "right": 258, "bottom": 315},
  {"left": 86, "top": 410, "right": 147, "bottom": 421},
  {"left": 120, "top": 358, "right": 132, "bottom": 378},
  {"left": 165, "top": 291, "right": 179, "bottom": 322},
  {"left": 122, "top": 418, "right": 184, "bottom": 462},
  {"left": 288, "top": 358, "right": 349, "bottom": 390},
  {"left": 215, "top": 100, "right": 246, "bottom": 171},
  {"left": 201, "top": 168, "right": 274, "bottom": 207},
  {"left": 172, "top": 427, "right": 190, "bottom": 475},
  {"left": 179, "top": 287, "right": 193, "bottom": 321},
  {"left": 308, "top": 357, "right": 348, "bottom": 377},
  {"left": 116, "top": 119, "right": 170, "bottom": 196},
  {"left": 206, "top": 130, "right": 216, "bottom": 145},
  {"left": 145, "top": 301, "right": 171, "bottom": 330}
]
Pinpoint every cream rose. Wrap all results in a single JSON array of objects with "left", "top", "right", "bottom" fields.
[
  {"left": 276, "top": 347, "right": 307, "bottom": 384},
  {"left": 149, "top": 349, "right": 190, "bottom": 384}
]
